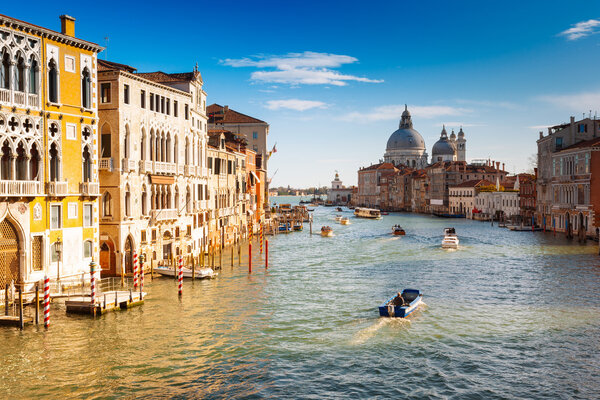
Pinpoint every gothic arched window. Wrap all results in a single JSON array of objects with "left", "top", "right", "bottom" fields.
[
  {"left": 49, "top": 142, "right": 60, "bottom": 181},
  {"left": 29, "top": 57, "right": 38, "bottom": 94},
  {"left": 82, "top": 145, "right": 92, "bottom": 182},
  {"left": 48, "top": 59, "right": 58, "bottom": 103},
  {"left": 1, "top": 51, "right": 10, "bottom": 90},
  {"left": 81, "top": 67, "right": 91, "bottom": 108},
  {"left": 1, "top": 140, "right": 12, "bottom": 180},
  {"left": 16, "top": 56, "right": 25, "bottom": 92},
  {"left": 124, "top": 186, "right": 131, "bottom": 217}
]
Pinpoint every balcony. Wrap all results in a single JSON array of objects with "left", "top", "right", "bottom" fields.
[
  {"left": 80, "top": 182, "right": 99, "bottom": 196},
  {"left": 122, "top": 158, "right": 137, "bottom": 173},
  {"left": 139, "top": 160, "right": 153, "bottom": 174},
  {"left": 151, "top": 208, "right": 178, "bottom": 222},
  {"left": 13, "top": 91, "right": 26, "bottom": 106},
  {"left": 0, "top": 180, "right": 43, "bottom": 197},
  {"left": 0, "top": 89, "right": 40, "bottom": 108},
  {"left": 99, "top": 158, "right": 113, "bottom": 171},
  {"left": 178, "top": 164, "right": 185, "bottom": 175},
  {"left": 0, "top": 88, "right": 9, "bottom": 103},
  {"left": 184, "top": 165, "right": 195, "bottom": 176},
  {"left": 154, "top": 162, "right": 176, "bottom": 175},
  {"left": 28, "top": 93, "right": 39, "bottom": 108},
  {"left": 46, "top": 181, "right": 68, "bottom": 197}
]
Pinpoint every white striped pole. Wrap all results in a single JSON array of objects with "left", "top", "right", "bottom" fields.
[
  {"left": 43, "top": 275, "right": 50, "bottom": 329},
  {"left": 140, "top": 257, "right": 144, "bottom": 294},
  {"left": 90, "top": 260, "right": 97, "bottom": 306},
  {"left": 133, "top": 252, "right": 138, "bottom": 290},
  {"left": 178, "top": 255, "right": 183, "bottom": 297}
]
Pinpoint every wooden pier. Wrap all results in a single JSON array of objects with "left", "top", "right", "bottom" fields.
[{"left": 65, "top": 290, "right": 146, "bottom": 316}]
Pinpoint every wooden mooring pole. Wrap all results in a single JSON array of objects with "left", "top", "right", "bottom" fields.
[
  {"left": 4, "top": 284, "right": 8, "bottom": 316},
  {"left": 265, "top": 240, "right": 269, "bottom": 269},
  {"left": 35, "top": 285, "right": 39, "bottom": 325},
  {"left": 18, "top": 286, "right": 23, "bottom": 330},
  {"left": 249, "top": 243, "right": 252, "bottom": 273}
]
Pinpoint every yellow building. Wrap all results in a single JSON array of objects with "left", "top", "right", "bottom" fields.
[{"left": 0, "top": 14, "right": 103, "bottom": 291}]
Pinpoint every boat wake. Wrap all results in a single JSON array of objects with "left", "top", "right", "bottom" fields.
[{"left": 349, "top": 318, "right": 411, "bottom": 345}]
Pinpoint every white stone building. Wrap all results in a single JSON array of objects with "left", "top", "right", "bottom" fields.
[{"left": 327, "top": 172, "right": 353, "bottom": 204}]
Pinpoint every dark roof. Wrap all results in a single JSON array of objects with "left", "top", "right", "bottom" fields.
[
  {"left": 136, "top": 70, "right": 202, "bottom": 84},
  {"left": 98, "top": 59, "right": 137, "bottom": 73},
  {"left": 559, "top": 136, "right": 600, "bottom": 152},
  {"left": 359, "top": 162, "right": 398, "bottom": 172},
  {"left": 207, "top": 104, "right": 266, "bottom": 124}
]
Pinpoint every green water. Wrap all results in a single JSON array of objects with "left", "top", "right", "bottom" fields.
[{"left": 1, "top": 196, "right": 599, "bottom": 399}]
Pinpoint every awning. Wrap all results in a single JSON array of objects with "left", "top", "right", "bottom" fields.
[
  {"left": 249, "top": 171, "right": 261, "bottom": 183},
  {"left": 150, "top": 175, "right": 175, "bottom": 184}
]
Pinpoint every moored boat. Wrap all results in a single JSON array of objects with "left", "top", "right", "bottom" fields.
[
  {"left": 155, "top": 266, "right": 218, "bottom": 279},
  {"left": 442, "top": 227, "right": 459, "bottom": 249},
  {"left": 354, "top": 207, "right": 382, "bottom": 219},
  {"left": 320, "top": 226, "right": 333, "bottom": 237},
  {"left": 278, "top": 222, "right": 292, "bottom": 232},
  {"left": 392, "top": 225, "right": 405, "bottom": 235},
  {"left": 293, "top": 222, "right": 303, "bottom": 231},
  {"left": 340, "top": 217, "right": 350, "bottom": 225},
  {"left": 379, "top": 289, "right": 423, "bottom": 318}
]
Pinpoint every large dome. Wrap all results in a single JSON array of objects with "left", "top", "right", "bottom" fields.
[{"left": 385, "top": 107, "right": 426, "bottom": 151}]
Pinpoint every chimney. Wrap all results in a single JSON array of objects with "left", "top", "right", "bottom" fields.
[
  {"left": 224, "top": 105, "right": 229, "bottom": 112},
  {"left": 496, "top": 161, "right": 500, "bottom": 170},
  {"left": 60, "top": 15, "right": 76, "bottom": 36},
  {"left": 502, "top": 162, "right": 505, "bottom": 171},
  {"left": 539, "top": 131, "right": 543, "bottom": 139}
]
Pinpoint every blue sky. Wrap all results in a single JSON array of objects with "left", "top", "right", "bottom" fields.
[{"left": 8, "top": 1, "right": 600, "bottom": 187}]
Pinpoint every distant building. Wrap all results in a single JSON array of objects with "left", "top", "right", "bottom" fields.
[
  {"left": 327, "top": 172, "right": 353, "bottom": 204},
  {"left": 449, "top": 179, "right": 493, "bottom": 218},
  {"left": 356, "top": 163, "right": 398, "bottom": 207},
  {"left": 383, "top": 106, "right": 428, "bottom": 168}
]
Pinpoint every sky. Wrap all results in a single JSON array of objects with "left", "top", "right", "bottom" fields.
[{"left": 7, "top": 1, "right": 600, "bottom": 187}]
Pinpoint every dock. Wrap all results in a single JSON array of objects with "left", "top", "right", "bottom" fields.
[
  {"left": 65, "top": 290, "right": 146, "bottom": 316},
  {"left": 0, "top": 315, "right": 34, "bottom": 327}
]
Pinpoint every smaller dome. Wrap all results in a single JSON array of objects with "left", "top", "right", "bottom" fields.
[
  {"left": 458, "top": 127, "right": 465, "bottom": 138},
  {"left": 450, "top": 130, "right": 456, "bottom": 140},
  {"left": 432, "top": 126, "right": 456, "bottom": 156}
]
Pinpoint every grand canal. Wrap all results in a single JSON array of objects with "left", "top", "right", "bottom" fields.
[{"left": 1, "top": 197, "right": 599, "bottom": 399}]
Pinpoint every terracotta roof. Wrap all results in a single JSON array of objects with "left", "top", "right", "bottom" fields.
[
  {"left": 452, "top": 179, "right": 494, "bottom": 188},
  {"left": 359, "top": 162, "right": 398, "bottom": 172},
  {"left": 136, "top": 70, "right": 202, "bottom": 84},
  {"left": 98, "top": 59, "right": 137, "bottom": 73},
  {"left": 207, "top": 104, "right": 266, "bottom": 124},
  {"left": 559, "top": 136, "right": 600, "bottom": 152}
]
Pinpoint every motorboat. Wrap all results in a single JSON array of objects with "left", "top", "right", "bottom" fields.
[
  {"left": 278, "top": 222, "right": 292, "bottom": 232},
  {"left": 154, "top": 266, "right": 218, "bottom": 279},
  {"left": 340, "top": 217, "right": 350, "bottom": 225},
  {"left": 354, "top": 207, "right": 382, "bottom": 219},
  {"left": 379, "top": 289, "right": 423, "bottom": 318},
  {"left": 334, "top": 215, "right": 342, "bottom": 222},
  {"left": 293, "top": 222, "right": 303, "bottom": 231},
  {"left": 336, "top": 207, "right": 343, "bottom": 212},
  {"left": 442, "top": 227, "right": 459, "bottom": 249},
  {"left": 381, "top": 212, "right": 389, "bottom": 215},
  {"left": 392, "top": 225, "right": 405, "bottom": 235},
  {"left": 321, "top": 226, "right": 333, "bottom": 237}
]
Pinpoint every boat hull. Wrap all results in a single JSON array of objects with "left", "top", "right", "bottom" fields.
[
  {"left": 321, "top": 230, "right": 333, "bottom": 237},
  {"left": 379, "top": 289, "right": 423, "bottom": 318},
  {"left": 154, "top": 266, "right": 217, "bottom": 279}
]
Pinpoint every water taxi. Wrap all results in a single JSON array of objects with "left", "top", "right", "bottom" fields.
[
  {"left": 442, "top": 227, "right": 459, "bottom": 249},
  {"left": 155, "top": 266, "right": 218, "bottom": 279},
  {"left": 336, "top": 207, "right": 343, "bottom": 212},
  {"left": 392, "top": 225, "right": 405, "bottom": 235},
  {"left": 379, "top": 289, "right": 423, "bottom": 318},
  {"left": 334, "top": 214, "right": 343, "bottom": 222},
  {"left": 354, "top": 207, "right": 382, "bottom": 219},
  {"left": 340, "top": 217, "right": 350, "bottom": 225},
  {"left": 321, "top": 226, "right": 333, "bottom": 237}
]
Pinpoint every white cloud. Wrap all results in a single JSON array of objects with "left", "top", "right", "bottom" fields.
[
  {"left": 434, "top": 122, "right": 484, "bottom": 128},
  {"left": 265, "top": 99, "right": 329, "bottom": 111},
  {"left": 559, "top": 19, "right": 600, "bottom": 40},
  {"left": 341, "top": 104, "right": 471, "bottom": 123},
  {"left": 221, "top": 51, "right": 382, "bottom": 86},
  {"left": 529, "top": 125, "right": 550, "bottom": 130},
  {"left": 538, "top": 90, "right": 600, "bottom": 113}
]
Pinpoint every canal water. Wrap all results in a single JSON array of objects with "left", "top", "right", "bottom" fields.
[{"left": 2, "top": 196, "right": 600, "bottom": 399}]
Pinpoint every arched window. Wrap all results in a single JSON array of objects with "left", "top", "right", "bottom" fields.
[
  {"left": 174, "top": 136, "right": 178, "bottom": 164},
  {"left": 48, "top": 59, "right": 58, "bottom": 103},
  {"left": 1, "top": 140, "right": 12, "bottom": 180},
  {"left": 175, "top": 186, "right": 179, "bottom": 211},
  {"left": 124, "top": 187, "right": 131, "bottom": 217},
  {"left": 166, "top": 187, "right": 172, "bottom": 209},
  {"left": 123, "top": 125, "right": 130, "bottom": 158},
  {"left": 1, "top": 51, "right": 10, "bottom": 89},
  {"left": 141, "top": 187, "right": 147, "bottom": 216},
  {"left": 81, "top": 67, "right": 91, "bottom": 108},
  {"left": 15, "top": 141, "right": 27, "bottom": 180},
  {"left": 30, "top": 142, "right": 40, "bottom": 180},
  {"left": 140, "top": 129, "right": 146, "bottom": 160},
  {"left": 160, "top": 133, "right": 165, "bottom": 162},
  {"left": 102, "top": 192, "right": 112, "bottom": 217},
  {"left": 186, "top": 188, "right": 191, "bottom": 213},
  {"left": 49, "top": 142, "right": 60, "bottom": 181},
  {"left": 166, "top": 134, "right": 171, "bottom": 163},
  {"left": 83, "top": 240, "right": 93, "bottom": 259},
  {"left": 82, "top": 145, "right": 92, "bottom": 182},
  {"left": 15, "top": 56, "right": 25, "bottom": 92},
  {"left": 185, "top": 138, "right": 189, "bottom": 165},
  {"left": 29, "top": 57, "right": 38, "bottom": 94}
]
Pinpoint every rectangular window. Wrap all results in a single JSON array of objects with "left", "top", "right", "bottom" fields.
[
  {"left": 252, "top": 131, "right": 258, "bottom": 139},
  {"left": 83, "top": 204, "right": 93, "bottom": 227},
  {"left": 32, "top": 236, "right": 43, "bottom": 271},
  {"left": 50, "top": 205, "right": 61, "bottom": 230},
  {"left": 185, "top": 104, "right": 189, "bottom": 120},
  {"left": 64, "top": 56, "right": 76, "bottom": 73},
  {"left": 151, "top": 229, "right": 157, "bottom": 242},
  {"left": 155, "top": 95, "right": 160, "bottom": 112},
  {"left": 83, "top": 241, "right": 92, "bottom": 258},
  {"left": 141, "top": 90, "right": 146, "bottom": 108},
  {"left": 66, "top": 123, "right": 76, "bottom": 140},
  {"left": 161, "top": 96, "right": 165, "bottom": 113},
  {"left": 150, "top": 93, "right": 154, "bottom": 111},
  {"left": 166, "top": 99, "right": 170, "bottom": 115},
  {"left": 174, "top": 101, "right": 178, "bottom": 117},
  {"left": 141, "top": 230, "right": 147, "bottom": 244},
  {"left": 67, "top": 202, "right": 78, "bottom": 219},
  {"left": 555, "top": 137, "right": 563, "bottom": 150},
  {"left": 208, "top": 157, "right": 213, "bottom": 170},
  {"left": 100, "top": 83, "right": 111, "bottom": 103},
  {"left": 124, "top": 84, "right": 130, "bottom": 104},
  {"left": 101, "top": 134, "right": 111, "bottom": 158}
]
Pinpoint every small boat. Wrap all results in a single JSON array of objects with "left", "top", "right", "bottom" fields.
[
  {"left": 321, "top": 226, "right": 333, "bottom": 237},
  {"left": 354, "top": 207, "right": 382, "bottom": 219},
  {"left": 392, "top": 225, "right": 405, "bottom": 235},
  {"left": 348, "top": 206, "right": 355, "bottom": 210},
  {"left": 379, "top": 289, "right": 423, "bottom": 318},
  {"left": 155, "top": 266, "right": 218, "bottom": 279},
  {"left": 334, "top": 215, "right": 342, "bottom": 222},
  {"left": 381, "top": 212, "right": 389, "bottom": 215},
  {"left": 442, "top": 227, "right": 459, "bottom": 249},
  {"left": 278, "top": 222, "right": 292, "bottom": 232},
  {"left": 293, "top": 222, "right": 303, "bottom": 231},
  {"left": 336, "top": 207, "right": 343, "bottom": 212},
  {"left": 307, "top": 208, "right": 315, "bottom": 212},
  {"left": 340, "top": 217, "right": 350, "bottom": 225}
]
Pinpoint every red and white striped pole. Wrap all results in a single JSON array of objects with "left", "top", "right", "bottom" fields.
[
  {"left": 249, "top": 243, "right": 252, "bottom": 273},
  {"left": 260, "top": 224, "right": 264, "bottom": 254},
  {"left": 178, "top": 255, "right": 183, "bottom": 297},
  {"left": 133, "top": 252, "right": 138, "bottom": 289},
  {"left": 43, "top": 275, "right": 50, "bottom": 329},
  {"left": 90, "top": 260, "right": 97, "bottom": 306}
]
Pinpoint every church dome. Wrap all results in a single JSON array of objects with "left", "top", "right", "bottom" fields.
[
  {"left": 385, "top": 106, "right": 426, "bottom": 151},
  {"left": 432, "top": 126, "right": 456, "bottom": 156}
]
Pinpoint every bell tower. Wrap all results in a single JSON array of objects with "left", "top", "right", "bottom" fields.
[{"left": 456, "top": 127, "right": 466, "bottom": 161}]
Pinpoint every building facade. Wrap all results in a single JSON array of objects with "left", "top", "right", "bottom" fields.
[
  {"left": 327, "top": 172, "right": 353, "bottom": 204},
  {"left": 0, "top": 14, "right": 102, "bottom": 289}
]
